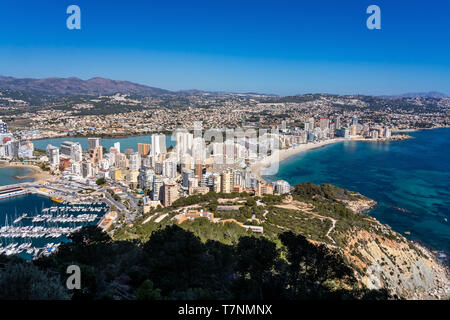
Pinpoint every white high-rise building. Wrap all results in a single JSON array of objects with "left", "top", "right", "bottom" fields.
[
  {"left": 334, "top": 116, "right": 341, "bottom": 130},
  {"left": 72, "top": 162, "right": 81, "bottom": 176},
  {"left": 151, "top": 134, "right": 166, "bottom": 157},
  {"left": 192, "top": 136, "right": 206, "bottom": 161},
  {"left": 308, "top": 117, "right": 315, "bottom": 130},
  {"left": 163, "top": 157, "right": 177, "bottom": 178},
  {"left": 142, "top": 156, "right": 152, "bottom": 168},
  {"left": 304, "top": 120, "right": 314, "bottom": 131},
  {"left": 88, "top": 137, "right": 101, "bottom": 151},
  {"left": 129, "top": 152, "right": 141, "bottom": 170},
  {"left": 320, "top": 118, "right": 330, "bottom": 131},
  {"left": 273, "top": 180, "right": 291, "bottom": 194},
  {"left": 82, "top": 162, "right": 93, "bottom": 178},
  {"left": 71, "top": 143, "right": 82, "bottom": 162},
  {"left": 182, "top": 169, "right": 194, "bottom": 189},
  {"left": 3, "top": 140, "right": 15, "bottom": 158},
  {"left": 0, "top": 145, "right": 6, "bottom": 158},
  {"left": 113, "top": 142, "right": 121, "bottom": 153},
  {"left": 154, "top": 161, "right": 163, "bottom": 175},
  {"left": 104, "top": 152, "right": 116, "bottom": 167},
  {"left": 47, "top": 145, "right": 60, "bottom": 167},
  {"left": 152, "top": 177, "right": 163, "bottom": 201},
  {"left": 138, "top": 166, "right": 155, "bottom": 190},
  {"left": 220, "top": 170, "right": 233, "bottom": 194},
  {"left": 60, "top": 141, "right": 76, "bottom": 157},
  {"left": 385, "top": 127, "right": 392, "bottom": 139},
  {"left": 233, "top": 170, "right": 245, "bottom": 186},
  {"left": 249, "top": 173, "right": 258, "bottom": 190},
  {"left": 99, "top": 159, "right": 110, "bottom": 171},
  {"left": 188, "top": 177, "right": 198, "bottom": 188},
  {"left": 18, "top": 142, "right": 34, "bottom": 159},
  {"left": 175, "top": 131, "right": 193, "bottom": 158},
  {"left": 175, "top": 131, "right": 192, "bottom": 158}
]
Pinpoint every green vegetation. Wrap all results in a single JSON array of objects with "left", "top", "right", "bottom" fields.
[
  {"left": 292, "top": 182, "right": 364, "bottom": 202},
  {"left": 113, "top": 182, "right": 381, "bottom": 249},
  {"left": 0, "top": 225, "right": 390, "bottom": 300},
  {"left": 95, "top": 177, "right": 106, "bottom": 185},
  {"left": 0, "top": 255, "right": 69, "bottom": 300},
  {"left": 136, "top": 280, "right": 162, "bottom": 300},
  {"left": 39, "top": 162, "right": 50, "bottom": 171},
  {"left": 263, "top": 207, "right": 332, "bottom": 243}
]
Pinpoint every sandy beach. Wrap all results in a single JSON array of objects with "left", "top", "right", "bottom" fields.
[
  {"left": 0, "top": 162, "right": 52, "bottom": 181},
  {"left": 250, "top": 138, "right": 346, "bottom": 182}
]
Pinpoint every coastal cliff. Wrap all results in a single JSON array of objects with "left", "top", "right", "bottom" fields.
[
  {"left": 342, "top": 224, "right": 449, "bottom": 299},
  {"left": 288, "top": 183, "right": 450, "bottom": 299},
  {"left": 335, "top": 189, "right": 448, "bottom": 299},
  {"left": 332, "top": 195, "right": 449, "bottom": 299}
]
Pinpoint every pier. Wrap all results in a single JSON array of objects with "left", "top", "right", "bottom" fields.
[{"left": 0, "top": 186, "right": 29, "bottom": 199}]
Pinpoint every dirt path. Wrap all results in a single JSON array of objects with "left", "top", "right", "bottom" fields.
[{"left": 274, "top": 202, "right": 337, "bottom": 244}]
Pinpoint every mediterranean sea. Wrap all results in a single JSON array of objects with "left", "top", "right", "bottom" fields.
[
  {"left": 0, "top": 167, "right": 34, "bottom": 186},
  {"left": 264, "top": 128, "right": 450, "bottom": 255}
]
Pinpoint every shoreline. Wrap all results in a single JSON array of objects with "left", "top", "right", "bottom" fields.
[
  {"left": 0, "top": 163, "right": 52, "bottom": 182},
  {"left": 249, "top": 135, "right": 415, "bottom": 183},
  {"left": 250, "top": 138, "right": 347, "bottom": 183}
]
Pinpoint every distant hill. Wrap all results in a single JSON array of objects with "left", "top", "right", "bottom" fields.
[
  {"left": 382, "top": 92, "right": 448, "bottom": 99},
  {"left": 0, "top": 76, "right": 172, "bottom": 96}
]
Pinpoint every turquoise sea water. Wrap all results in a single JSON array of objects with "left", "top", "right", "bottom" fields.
[
  {"left": 264, "top": 128, "right": 450, "bottom": 254},
  {"left": 0, "top": 167, "right": 34, "bottom": 186},
  {"left": 32, "top": 135, "right": 175, "bottom": 151}
]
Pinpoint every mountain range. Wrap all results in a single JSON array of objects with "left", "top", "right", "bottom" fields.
[
  {"left": 0, "top": 76, "right": 171, "bottom": 96},
  {"left": 0, "top": 75, "right": 447, "bottom": 98}
]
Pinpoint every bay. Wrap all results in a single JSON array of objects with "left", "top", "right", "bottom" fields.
[
  {"left": 0, "top": 167, "right": 34, "bottom": 186},
  {"left": 264, "top": 128, "right": 450, "bottom": 254}
]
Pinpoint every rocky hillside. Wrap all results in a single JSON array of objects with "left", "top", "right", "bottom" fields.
[
  {"left": 342, "top": 220, "right": 449, "bottom": 299},
  {"left": 275, "top": 183, "right": 449, "bottom": 299}
]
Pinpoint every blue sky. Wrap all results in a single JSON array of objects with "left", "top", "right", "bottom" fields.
[{"left": 0, "top": 0, "right": 449, "bottom": 95}]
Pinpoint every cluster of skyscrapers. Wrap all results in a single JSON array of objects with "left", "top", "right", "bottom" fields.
[
  {"left": 38, "top": 129, "right": 290, "bottom": 208},
  {"left": 0, "top": 119, "right": 34, "bottom": 159},
  {"left": 279, "top": 116, "right": 392, "bottom": 147}
]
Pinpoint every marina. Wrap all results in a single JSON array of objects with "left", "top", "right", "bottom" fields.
[
  {"left": 0, "top": 225, "right": 83, "bottom": 239},
  {"left": 0, "top": 242, "right": 60, "bottom": 258},
  {"left": 0, "top": 193, "right": 108, "bottom": 260}
]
